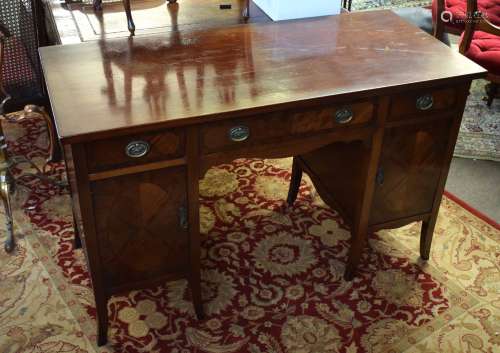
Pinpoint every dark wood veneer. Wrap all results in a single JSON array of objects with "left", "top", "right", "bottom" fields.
[{"left": 41, "top": 10, "right": 486, "bottom": 346}]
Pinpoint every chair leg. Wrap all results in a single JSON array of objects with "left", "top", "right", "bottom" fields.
[
  {"left": 123, "top": 0, "right": 136, "bottom": 35},
  {"left": 93, "top": 0, "right": 103, "bottom": 11},
  {"left": 73, "top": 213, "right": 82, "bottom": 249},
  {"left": 22, "top": 105, "right": 61, "bottom": 163},
  {"left": 1, "top": 169, "right": 15, "bottom": 253},
  {"left": 243, "top": 0, "right": 250, "bottom": 19},
  {"left": 287, "top": 157, "right": 303, "bottom": 206},
  {"left": 486, "top": 82, "right": 498, "bottom": 107}
]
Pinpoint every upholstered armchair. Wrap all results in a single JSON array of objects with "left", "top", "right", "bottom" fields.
[
  {"left": 432, "top": 0, "right": 500, "bottom": 40},
  {"left": 459, "top": 0, "right": 500, "bottom": 105}
]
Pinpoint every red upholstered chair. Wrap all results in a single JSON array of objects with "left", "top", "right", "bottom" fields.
[
  {"left": 460, "top": 0, "right": 500, "bottom": 105},
  {"left": 432, "top": 0, "right": 500, "bottom": 39}
]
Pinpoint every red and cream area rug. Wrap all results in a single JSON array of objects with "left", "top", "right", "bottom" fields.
[{"left": 0, "top": 115, "right": 499, "bottom": 353}]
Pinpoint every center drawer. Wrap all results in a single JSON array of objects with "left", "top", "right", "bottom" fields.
[{"left": 200, "top": 100, "right": 374, "bottom": 154}]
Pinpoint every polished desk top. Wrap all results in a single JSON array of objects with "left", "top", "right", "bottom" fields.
[{"left": 40, "top": 10, "right": 485, "bottom": 144}]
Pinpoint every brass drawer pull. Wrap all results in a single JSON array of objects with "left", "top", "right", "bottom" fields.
[
  {"left": 228, "top": 125, "right": 250, "bottom": 142},
  {"left": 335, "top": 107, "right": 354, "bottom": 124},
  {"left": 125, "top": 140, "right": 150, "bottom": 158},
  {"left": 416, "top": 94, "right": 433, "bottom": 111}
]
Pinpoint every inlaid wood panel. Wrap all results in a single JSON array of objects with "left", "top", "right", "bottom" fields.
[
  {"left": 200, "top": 101, "right": 374, "bottom": 154},
  {"left": 86, "top": 129, "right": 185, "bottom": 173},
  {"left": 91, "top": 166, "right": 189, "bottom": 288},
  {"left": 370, "top": 119, "right": 451, "bottom": 225}
]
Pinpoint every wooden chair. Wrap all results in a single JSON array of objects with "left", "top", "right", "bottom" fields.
[
  {"left": 432, "top": 0, "right": 500, "bottom": 40},
  {"left": 92, "top": 0, "right": 251, "bottom": 35},
  {"left": 459, "top": 0, "right": 500, "bottom": 105},
  {"left": 0, "top": 24, "right": 60, "bottom": 253},
  {"left": 92, "top": 0, "right": 178, "bottom": 35}
]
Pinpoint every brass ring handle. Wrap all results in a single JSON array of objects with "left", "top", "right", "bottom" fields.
[
  {"left": 416, "top": 94, "right": 433, "bottom": 111},
  {"left": 334, "top": 107, "right": 354, "bottom": 124},
  {"left": 125, "top": 140, "right": 150, "bottom": 158},
  {"left": 228, "top": 125, "right": 250, "bottom": 142}
]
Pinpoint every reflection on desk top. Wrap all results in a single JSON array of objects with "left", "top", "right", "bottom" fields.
[{"left": 40, "top": 10, "right": 486, "bottom": 144}]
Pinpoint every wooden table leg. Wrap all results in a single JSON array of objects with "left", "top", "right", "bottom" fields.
[
  {"left": 287, "top": 157, "right": 303, "bottom": 206},
  {"left": 344, "top": 98, "right": 389, "bottom": 280},
  {"left": 96, "top": 294, "right": 109, "bottom": 346},
  {"left": 70, "top": 144, "right": 109, "bottom": 345},
  {"left": 187, "top": 127, "right": 204, "bottom": 319},
  {"left": 420, "top": 218, "right": 436, "bottom": 260},
  {"left": 73, "top": 213, "right": 82, "bottom": 250},
  {"left": 420, "top": 83, "right": 472, "bottom": 261}
]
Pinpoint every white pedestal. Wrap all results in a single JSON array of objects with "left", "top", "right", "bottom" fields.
[{"left": 253, "top": 0, "right": 341, "bottom": 21}]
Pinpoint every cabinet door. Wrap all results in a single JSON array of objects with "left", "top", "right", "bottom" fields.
[
  {"left": 370, "top": 119, "right": 451, "bottom": 226},
  {"left": 91, "top": 166, "right": 188, "bottom": 288}
]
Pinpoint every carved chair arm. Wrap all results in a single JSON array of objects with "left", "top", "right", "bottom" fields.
[{"left": 459, "top": 0, "right": 500, "bottom": 53}]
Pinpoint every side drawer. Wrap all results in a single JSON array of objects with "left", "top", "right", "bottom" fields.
[
  {"left": 201, "top": 100, "right": 374, "bottom": 154},
  {"left": 85, "top": 129, "right": 185, "bottom": 173},
  {"left": 388, "top": 86, "right": 456, "bottom": 121}
]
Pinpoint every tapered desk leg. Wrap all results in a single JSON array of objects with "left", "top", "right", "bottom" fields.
[
  {"left": 419, "top": 84, "right": 471, "bottom": 262},
  {"left": 96, "top": 295, "right": 109, "bottom": 346},
  {"left": 73, "top": 213, "right": 82, "bottom": 249},
  {"left": 420, "top": 217, "right": 437, "bottom": 260},
  {"left": 186, "top": 127, "right": 204, "bottom": 320},
  {"left": 344, "top": 98, "right": 389, "bottom": 280},
  {"left": 287, "top": 157, "right": 303, "bottom": 206},
  {"left": 70, "top": 144, "right": 109, "bottom": 346}
]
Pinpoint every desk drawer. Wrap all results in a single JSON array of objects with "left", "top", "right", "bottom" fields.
[
  {"left": 86, "top": 129, "right": 185, "bottom": 173},
  {"left": 388, "top": 87, "right": 456, "bottom": 121},
  {"left": 201, "top": 101, "right": 374, "bottom": 154}
]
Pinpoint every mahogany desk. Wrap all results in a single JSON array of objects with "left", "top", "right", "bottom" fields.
[{"left": 40, "top": 11, "right": 485, "bottom": 345}]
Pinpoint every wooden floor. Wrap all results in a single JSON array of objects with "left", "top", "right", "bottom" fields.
[{"left": 45, "top": 0, "right": 270, "bottom": 44}]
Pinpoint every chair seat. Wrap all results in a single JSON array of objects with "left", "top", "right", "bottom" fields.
[
  {"left": 461, "top": 30, "right": 500, "bottom": 75},
  {"left": 432, "top": 0, "right": 500, "bottom": 31}
]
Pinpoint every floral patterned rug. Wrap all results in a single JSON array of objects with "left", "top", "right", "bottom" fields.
[{"left": 1, "top": 113, "right": 499, "bottom": 353}]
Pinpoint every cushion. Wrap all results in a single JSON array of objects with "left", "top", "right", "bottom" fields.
[
  {"left": 392, "top": 7, "right": 450, "bottom": 45},
  {"left": 461, "top": 30, "right": 500, "bottom": 75},
  {"left": 432, "top": 0, "right": 500, "bottom": 30}
]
